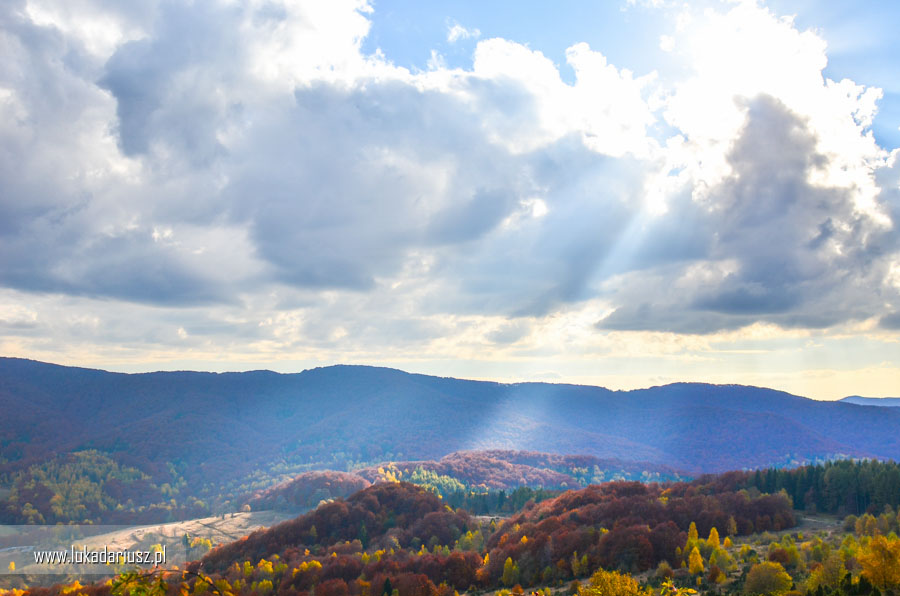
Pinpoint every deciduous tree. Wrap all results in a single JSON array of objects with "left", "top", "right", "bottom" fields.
[
  {"left": 743, "top": 561, "right": 792, "bottom": 595},
  {"left": 858, "top": 534, "right": 900, "bottom": 592},
  {"left": 577, "top": 568, "right": 650, "bottom": 596},
  {"left": 688, "top": 547, "right": 704, "bottom": 575}
]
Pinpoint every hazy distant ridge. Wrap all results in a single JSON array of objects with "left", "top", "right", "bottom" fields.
[
  {"left": 1, "top": 357, "right": 899, "bottom": 480},
  {"left": 839, "top": 395, "right": 900, "bottom": 407}
]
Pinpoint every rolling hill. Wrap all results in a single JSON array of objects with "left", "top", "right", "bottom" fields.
[{"left": 2, "top": 357, "right": 900, "bottom": 523}]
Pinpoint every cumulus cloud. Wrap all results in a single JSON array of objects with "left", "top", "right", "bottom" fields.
[
  {"left": 0, "top": 0, "right": 897, "bottom": 376},
  {"left": 599, "top": 95, "right": 897, "bottom": 333}
]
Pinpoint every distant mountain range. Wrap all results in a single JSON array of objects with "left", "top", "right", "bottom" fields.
[
  {"left": 839, "top": 395, "right": 900, "bottom": 407},
  {"left": 2, "top": 357, "right": 899, "bottom": 486}
]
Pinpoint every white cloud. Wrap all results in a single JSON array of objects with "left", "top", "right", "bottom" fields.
[
  {"left": 662, "top": 1, "right": 888, "bottom": 210},
  {"left": 659, "top": 34, "right": 674, "bottom": 52},
  {"left": 447, "top": 21, "right": 480, "bottom": 43},
  {"left": 462, "top": 38, "right": 657, "bottom": 157}
]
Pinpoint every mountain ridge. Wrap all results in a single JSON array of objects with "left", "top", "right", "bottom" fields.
[
  {"left": 840, "top": 395, "right": 900, "bottom": 407},
  {"left": 0, "top": 356, "right": 846, "bottom": 396},
  {"left": 2, "top": 357, "right": 899, "bottom": 484}
]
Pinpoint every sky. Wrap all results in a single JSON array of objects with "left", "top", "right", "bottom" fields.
[{"left": 1, "top": 0, "right": 899, "bottom": 400}]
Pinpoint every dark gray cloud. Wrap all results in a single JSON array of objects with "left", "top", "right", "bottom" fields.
[
  {"left": 881, "top": 312, "right": 900, "bottom": 330},
  {"left": 427, "top": 189, "right": 518, "bottom": 245},
  {"left": 1, "top": 222, "right": 235, "bottom": 305},
  {"left": 598, "top": 95, "right": 899, "bottom": 333},
  {"left": 99, "top": 2, "right": 242, "bottom": 162}
]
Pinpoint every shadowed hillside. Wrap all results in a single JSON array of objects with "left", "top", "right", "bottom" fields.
[{"left": 2, "top": 358, "right": 896, "bottom": 476}]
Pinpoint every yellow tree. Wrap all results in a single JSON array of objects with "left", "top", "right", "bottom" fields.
[
  {"left": 502, "top": 557, "right": 520, "bottom": 587},
  {"left": 571, "top": 551, "right": 583, "bottom": 576},
  {"left": 707, "top": 527, "right": 720, "bottom": 550},
  {"left": 688, "top": 547, "right": 704, "bottom": 575},
  {"left": 577, "top": 568, "right": 650, "bottom": 596},
  {"left": 743, "top": 562, "right": 792, "bottom": 595},
  {"left": 858, "top": 535, "right": 900, "bottom": 592},
  {"left": 805, "top": 553, "right": 846, "bottom": 593},
  {"left": 688, "top": 522, "right": 699, "bottom": 542}
]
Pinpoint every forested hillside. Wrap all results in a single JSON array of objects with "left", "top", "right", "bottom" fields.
[
  {"left": 3, "top": 358, "right": 900, "bottom": 525},
  {"left": 249, "top": 472, "right": 372, "bottom": 512},
  {"left": 355, "top": 451, "right": 686, "bottom": 490},
  {"left": 199, "top": 477, "right": 794, "bottom": 581},
  {"left": 10, "top": 463, "right": 900, "bottom": 595}
]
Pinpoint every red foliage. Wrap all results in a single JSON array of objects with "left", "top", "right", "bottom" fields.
[
  {"left": 250, "top": 472, "right": 371, "bottom": 512},
  {"left": 356, "top": 451, "right": 682, "bottom": 491},
  {"left": 202, "top": 483, "right": 473, "bottom": 574},
  {"left": 317, "top": 579, "right": 350, "bottom": 596},
  {"left": 482, "top": 477, "right": 794, "bottom": 579}
]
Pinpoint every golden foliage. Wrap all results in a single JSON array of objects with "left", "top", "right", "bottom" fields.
[
  {"left": 858, "top": 534, "right": 900, "bottom": 591},
  {"left": 577, "top": 568, "right": 650, "bottom": 596},
  {"left": 744, "top": 561, "right": 792, "bottom": 595},
  {"left": 688, "top": 546, "right": 704, "bottom": 575}
]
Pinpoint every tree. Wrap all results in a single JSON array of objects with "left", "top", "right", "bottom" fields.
[
  {"left": 577, "top": 568, "right": 650, "bottom": 596},
  {"left": 687, "top": 522, "right": 698, "bottom": 542},
  {"left": 688, "top": 547, "right": 704, "bottom": 575},
  {"left": 502, "top": 557, "right": 520, "bottom": 586},
  {"left": 726, "top": 516, "right": 738, "bottom": 537},
  {"left": 707, "top": 527, "right": 720, "bottom": 549},
  {"left": 743, "top": 561, "right": 792, "bottom": 595},
  {"left": 655, "top": 561, "right": 673, "bottom": 580},
  {"left": 805, "top": 553, "right": 846, "bottom": 593},
  {"left": 857, "top": 534, "right": 900, "bottom": 592}
]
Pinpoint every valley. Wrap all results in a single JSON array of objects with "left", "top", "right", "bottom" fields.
[{"left": 3, "top": 358, "right": 900, "bottom": 529}]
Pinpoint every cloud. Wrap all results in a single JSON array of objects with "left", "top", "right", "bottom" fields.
[
  {"left": 881, "top": 312, "right": 900, "bottom": 330},
  {"left": 599, "top": 95, "right": 897, "bottom": 333},
  {"left": 487, "top": 320, "right": 532, "bottom": 345},
  {"left": 98, "top": 2, "right": 237, "bottom": 161},
  {"left": 447, "top": 21, "right": 479, "bottom": 43},
  {"left": 0, "top": 0, "right": 897, "bottom": 375}
]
